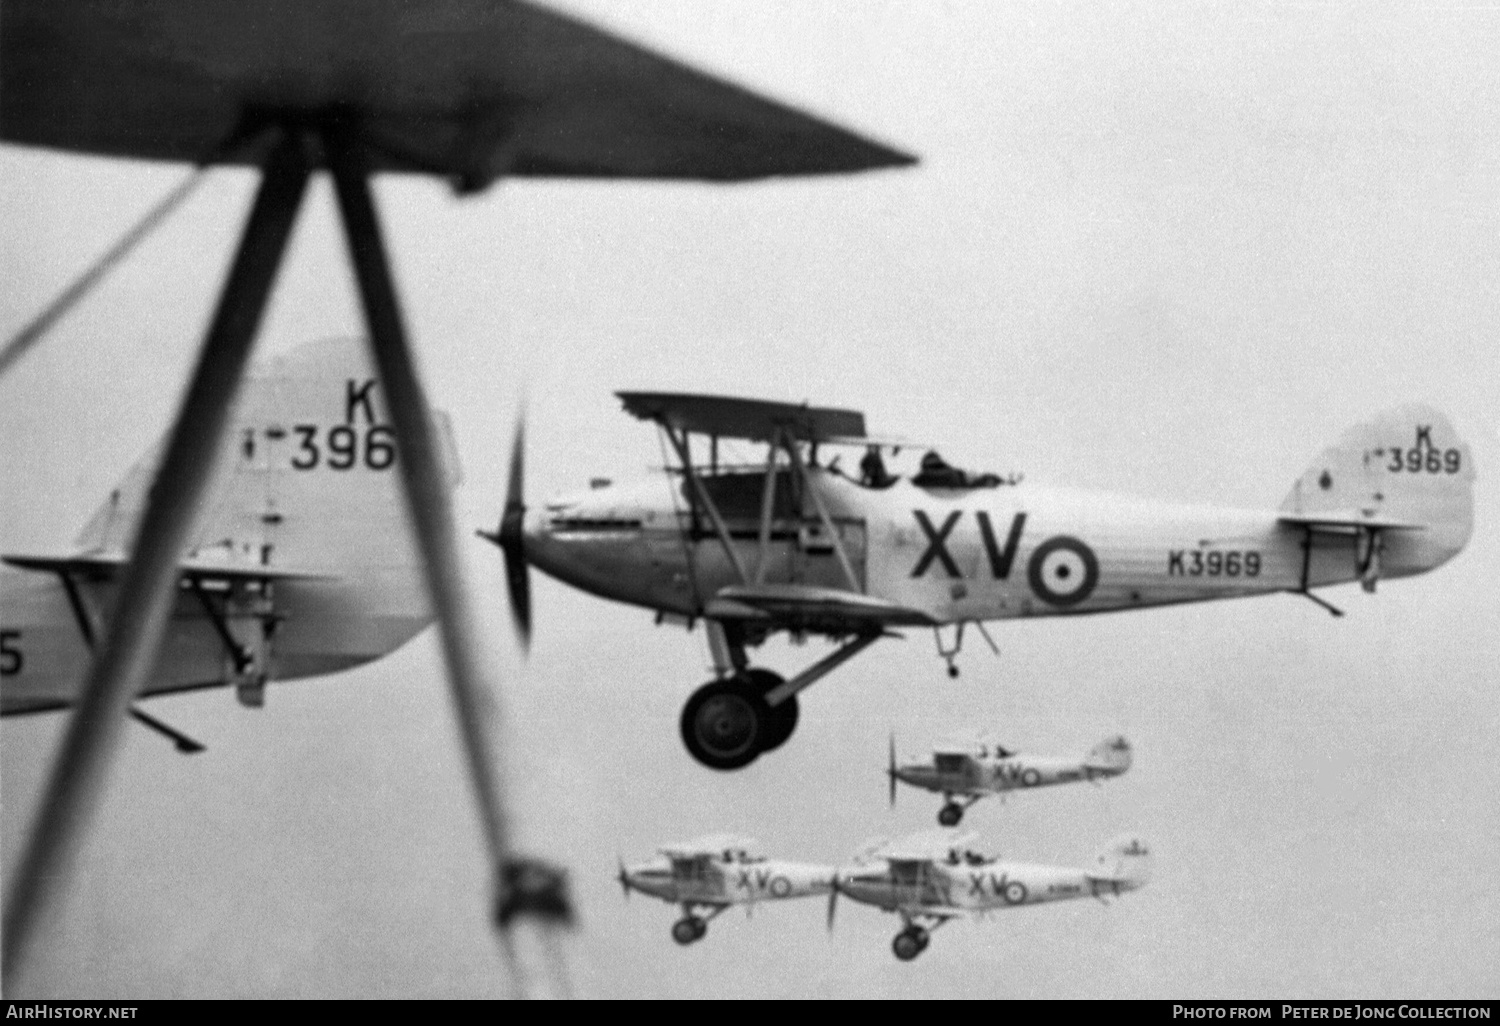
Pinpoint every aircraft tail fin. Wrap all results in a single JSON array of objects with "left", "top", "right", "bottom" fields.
[
  {"left": 71, "top": 337, "right": 459, "bottom": 681},
  {"left": 1278, "top": 405, "right": 1474, "bottom": 580},
  {"left": 1083, "top": 735, "right": 1132, "bottom": 776},
  {"left": 1088, "top": 834, "right": 1151, "bottom": 889}
]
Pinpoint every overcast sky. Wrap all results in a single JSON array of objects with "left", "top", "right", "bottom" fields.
[{"left": 2, "top": 0, "right": 1498, "bottom": 999}]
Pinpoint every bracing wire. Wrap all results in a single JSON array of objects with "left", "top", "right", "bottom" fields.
[{"left": 0, "top": 166, "right": 212, "bottom": 380}]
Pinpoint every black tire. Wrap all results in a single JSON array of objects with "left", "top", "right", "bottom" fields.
[
  {"left": 937, "top": 803, "right": 964, "bottom": 827},
  {"left": 892, "top": 929, "right": 924, "bottom": 961},
  {"left": 740, "top": 668, "right": 799, "bottom": 752},
  {"left": 672, "top": 917, "right": 704, "bottom": 946},
  {"left": 681, "top": 678, "right": 767, "bottom": 771}
]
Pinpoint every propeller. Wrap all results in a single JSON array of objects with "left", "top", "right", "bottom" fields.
[
  {"left": 887, "top": 733, "right": 898, "bottom": 808},
  {"left": 479, "top": 414, "right": 531, "bottom": 649},
  {"left": 616, "top": 857, "right": 632, "bottom": 901},
  {"left": 826, "top": 871, "right": 841, "bottom": 932}
]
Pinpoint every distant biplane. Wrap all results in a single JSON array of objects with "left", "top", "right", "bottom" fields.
[
  {"left": 617, "top": 834, "right": 833, "bottom": 945},
  {"left": 486, "top": 393, "right": 1474, "bottom": 771},
  {"left": 888, "top": 734, "right": 1132, "bottom": 825},
  {"left": 828, "top": 830, "right": 1151, "bottom": 961}
]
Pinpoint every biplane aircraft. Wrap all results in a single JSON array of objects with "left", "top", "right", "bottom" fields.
[
  {"left": 1, "top": 0, "right": 915, "bottom": 992},
  {"left": 0, "top": 337, "right": 453, "bottom": 747},
  {"left": 827, "top": 830, "right": 1151, "bottom": 961},
  {"left": 486, "top": 393, "right": 1474, "bottom": 771},
  {"left": 888, "top": 734, "right": 1132, "bottom": 826},
  {"left": 617, "top": 834, "right": 834, "bottom": 946}
]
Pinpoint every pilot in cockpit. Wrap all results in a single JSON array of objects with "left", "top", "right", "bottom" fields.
[
  {"left": 860, "top": 445, "right": 896, "bottom": 488},
  {"left": 912, "top": 450, "right": 1004, "bottom": 490}
]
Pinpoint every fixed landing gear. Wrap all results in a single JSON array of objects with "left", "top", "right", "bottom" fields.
[
  {"left": 679, "top": 670, "right": 799, "bottom": 771},
  {"left": 683, "top": 625, "right": 880, "bottom": 771},
  {"left": 937, "top": 802, "right": 964, "bottom": 827},
  {"left": 892, "top": 926, "right": 930, "bottom": 961},
  {"left": 671, "top": 915, "right": 708, "bottom": 946}
]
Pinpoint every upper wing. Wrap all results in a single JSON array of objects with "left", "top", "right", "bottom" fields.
[
  {"left": 877, "top": 830, "right": 981, "bottom": 862},
  {"left": 659, "top": 832, "right": 758, "bottom": 860},
  {"left": 706, "top": 583, "right": 934, "bottom": 632},
  {"left": 1, "top": 0, "right": 914, "bottom": 189},
  {"left": 617, "top": 392, "right": 867, "bottom": 445}
]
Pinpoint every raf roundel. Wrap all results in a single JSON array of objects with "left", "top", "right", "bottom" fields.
[{"left": 1026, "top": 536, "right": 1099, "bottom": 608}]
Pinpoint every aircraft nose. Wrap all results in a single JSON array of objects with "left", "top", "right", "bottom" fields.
[{"left": 523, "top": 507, "right": 550, "bottom": 546}]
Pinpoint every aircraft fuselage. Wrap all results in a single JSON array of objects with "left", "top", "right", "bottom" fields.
[
  {"left": 522, "top": 470, "right": 1465, "bottom": 626},
  {"left": 837, "top": 856, "right": 1142, "bottom": 914}
]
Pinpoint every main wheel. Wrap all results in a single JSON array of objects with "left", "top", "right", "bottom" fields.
[
  {"left": 892, "top": 928, "right": 925, "bottom": 961},
  {"left": 740, "top": 668, "right": 799, "bottom": 752},
  {"left": 681, "top": 678, "right": 767, "bottom": 771},
  {"left": 937, "top": 802, "right": 964, "bottom": 827},
  {"left": 672, "top": 917, "right": 705, "bottom": 946}
]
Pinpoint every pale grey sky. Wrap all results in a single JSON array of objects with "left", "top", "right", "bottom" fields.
[{"left": 2, "top": 0, "right": 1498, "bottom": 998}]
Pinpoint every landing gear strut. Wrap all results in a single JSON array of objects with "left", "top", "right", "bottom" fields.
[
  {"left": 679, "top": 670, "right": 800, "bottom": 771},
  {"left": 936, "top": 793, "right": 980, "bottom": 827},
  {"left": 671, "top": 915, "right": 708, "bottom": 946},
  {"left": 680, "top": 677, "right": 767, "bottom": 771},
  {"left": 892, "top": 925, "right": 930, "bottom": 961},
  {"left": 681, "top": 624, "right": 879, "bottom": 771}
]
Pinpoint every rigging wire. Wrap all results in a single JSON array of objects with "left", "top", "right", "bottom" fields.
[{"left": 0, "top": 165, "right": 210, "bottom": 380}]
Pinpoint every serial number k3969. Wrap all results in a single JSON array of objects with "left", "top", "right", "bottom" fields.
[{"left": 1167, "top": 549, "right": 1261, "bottom": 577}]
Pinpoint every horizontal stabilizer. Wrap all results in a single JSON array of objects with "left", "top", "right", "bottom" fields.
[
  {"left": 1277, "top": 512, "right": 1425, "bottom": 533},
  {"left": 708, "top": 583, "right": 934, "bottom": 628},
  {"left": 3, "top": 551, "right": 337, "bottom": 583}
]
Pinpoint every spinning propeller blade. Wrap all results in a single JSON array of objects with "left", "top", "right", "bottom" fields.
[
  {"left": 616, "top": 857, "right": 631, "bottom": 901},
  {"left": 826, "top": 873, "right": 841, "bottom": 932},
  {"left": 888, "top": 733, "right": 898, "bottom": 808},
  {"left": 480, "top": 414, "right": 532, "bottom": 650}
]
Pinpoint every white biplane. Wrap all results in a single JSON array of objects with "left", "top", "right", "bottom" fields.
[
  {"left": 888, "top": 734, "right": 1132, "bottom": 826},
  {"left": 828, "top": 830, "right": 1151, "bottom": 961},
  {"left": 487, "top": 393, "right": 1474, "bottom": 771},
  {"left": 0, "top": 338, "right": 455, "bottom": 748},
  {"left": 617, "top": 833, "right": 834, "bottom": 946}
]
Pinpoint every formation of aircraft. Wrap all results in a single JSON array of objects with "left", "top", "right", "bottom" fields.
[
  {"left": 888, "top": 734, "right": 1133, "bottom": 825},
  {"left": 616, "top": 834, "right": 834, "bottom": 946},
  {"left": 487, "top": 392, "right": 1474, "bottom": 771},
  {"left": 828, "top": 830, "right": 1152, "bottom": 961},
  {"left": 1, "top": 337, "right": 449, "bottom": 746},
  {"left": 1, "top": 0, "right": 915, "bottom": 995},
  {"left": 1, "top": 0, "right": 1479, "bottom": 995},
  {"left": 615, "top": 828, "right": 1152, "bottom": 962}
]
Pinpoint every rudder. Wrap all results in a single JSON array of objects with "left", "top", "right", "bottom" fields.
[
  {"left": 1084, "top": 735, "right": 1132, "bottom": 775},
  {"left": 1279, "top": 405, "right": 1474, "bottom": 579},
  {"left": 1091, "top": 834, "right": 1151, "bottom": 889}
]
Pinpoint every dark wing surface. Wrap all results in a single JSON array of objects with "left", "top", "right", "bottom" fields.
[
  {"left": 0, "top": 0, "right": 915, "bottom": 188},
  {"left": 618, "top": 392, "right": 866, "bottom": 444}
]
